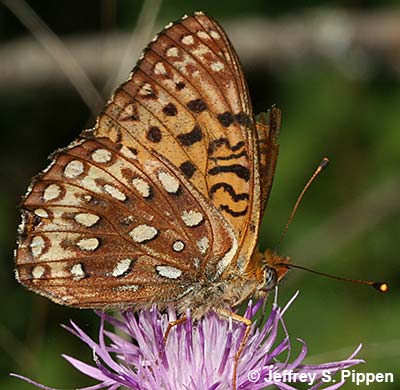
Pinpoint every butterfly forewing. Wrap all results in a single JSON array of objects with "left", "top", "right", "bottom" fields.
[
  {"left": 15, "top": 12, "right": 266, "bottom": 309},
  {"left": 99, "top": 13, "right": 259, "bottom": 234}
]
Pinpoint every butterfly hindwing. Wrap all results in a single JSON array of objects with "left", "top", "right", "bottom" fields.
[
  {"left": 16, "top": 136, "right": 235, "bottom": 307},
  {"left": 256, "top": 108, "right": 281, "bottom": 214}
]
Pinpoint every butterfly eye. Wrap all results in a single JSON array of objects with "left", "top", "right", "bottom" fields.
[{"left": 263, "top": 267, "right": 277, "bottom": 291}]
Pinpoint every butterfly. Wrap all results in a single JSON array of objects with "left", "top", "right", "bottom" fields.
[{"left": 15, "top": 11, "right": 290, "bottom": 319}]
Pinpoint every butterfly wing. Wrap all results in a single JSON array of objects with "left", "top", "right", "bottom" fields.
[
  {"left": 256, "top": 108, "right": 281, "bottom": 214},
  {"left": 15, "top": 12, "right": 266, "bottom": 308},
  {"left": 98, "top": 12, "right": 262, "bottom": 272},
  {"left": 16, "top": 136, "right": 234, "bottom": 307},
  {"left": 100, "top": 13, "right": 258, "bottom": 232}
]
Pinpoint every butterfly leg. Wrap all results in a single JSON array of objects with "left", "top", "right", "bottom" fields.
[
  {"left": 163, "top": 316, "right": 187, "bottom": 345},
  {"left": 217, "top": 308, "right": 252, "bottom": 390}
]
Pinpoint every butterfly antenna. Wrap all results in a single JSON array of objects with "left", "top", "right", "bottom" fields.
[
  {"left": 277, "top": 263, "right": 388, "bottom": 293},
  {"left": 276, "top": 157, "right": 330, "bottom": 249}
]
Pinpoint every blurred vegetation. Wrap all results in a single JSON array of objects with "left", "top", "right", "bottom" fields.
[{"left": 0, "top": 0, "right": 398, "bottom": 389}]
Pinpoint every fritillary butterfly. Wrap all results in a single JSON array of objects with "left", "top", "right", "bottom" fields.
[{"left": 15, "top": 12, "right": 290, "bottom": 318}]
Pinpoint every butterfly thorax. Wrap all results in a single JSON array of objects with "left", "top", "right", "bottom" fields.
[{"left": 176, "top": 249, "right": 291, "bottom": 319}]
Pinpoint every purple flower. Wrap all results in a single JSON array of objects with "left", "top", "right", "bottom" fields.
[{"left": 12, "top": 293, "right": 363, "bottom": 389}]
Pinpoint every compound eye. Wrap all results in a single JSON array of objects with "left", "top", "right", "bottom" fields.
[{"left": 264, "top": 267, "right": 278, "bottom": 290}]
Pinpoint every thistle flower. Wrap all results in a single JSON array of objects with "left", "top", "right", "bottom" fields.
[{"left": 12, "top": 293, "right": 363, "bottom": 389}]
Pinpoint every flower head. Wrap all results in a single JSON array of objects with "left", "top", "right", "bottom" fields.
[{"left": 12, "top": 293, "right": 363, "bottom": 389}]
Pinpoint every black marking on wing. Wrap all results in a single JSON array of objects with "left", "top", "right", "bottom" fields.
[
  {"left": 220, "top": 204, "right": 249, "bottom": 217},
  {"left": 128, "top": 146, "right": 138, "bottom": 155},
  {"left": 177, "top": 125, "right": 203, "bottom": 146},
  {"left": 235, "top": 112, "right": 251, "bottom": 126},
  {"left": 175, "top": 81, "right": 185, "bottom": 90},
  {"left": 187, "top": 98, "right": 208, "bottom": 113},
  {"left": 146, "top": 126, "right": 162, "bottom": 143},
  {"left": 115, "top": 129, "right": 123, "bottom": 143},
  {"left": 208, "top": 165, "right": 250, "bottom": 181},
  {"left": 208, "top": 138, "right": 245, "bottom": 154},
  {"left": 209, "top": 183, "right": 249, "bottom": 202},
  {"left": 217, "top": 112, "right": 235, "bottom": 127},
  {"left": 163, "top": 103, "right": 178, "bottom": 116},
  {"left": 179, "top": 161, "right": 196, "bottom": 179},
  {"left": 211, "top": 150, "right": 247, "bottom": 161}
]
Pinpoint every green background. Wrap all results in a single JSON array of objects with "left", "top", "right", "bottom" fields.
[{"left": 0, "top": 0, "right": 398, "bottom": 389}]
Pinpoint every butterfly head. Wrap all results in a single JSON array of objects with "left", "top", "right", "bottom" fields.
[{"left": 250, "top": 249, "right": 291, "bottom": 295}]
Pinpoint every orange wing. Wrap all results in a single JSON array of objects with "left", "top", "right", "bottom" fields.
[{"left": 95, "top": 12, "right": 262, "bottom": 273}]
